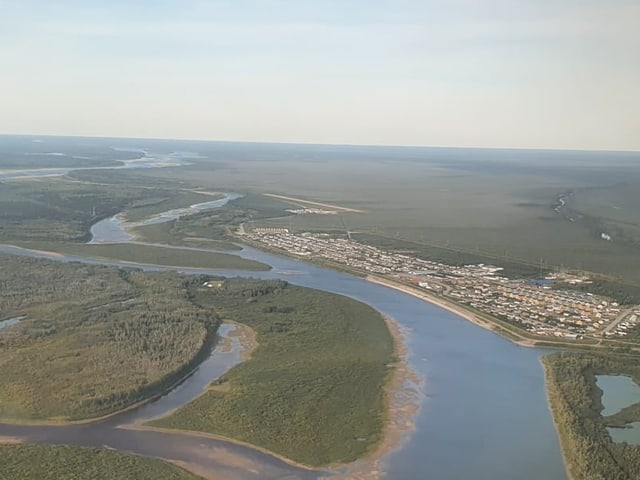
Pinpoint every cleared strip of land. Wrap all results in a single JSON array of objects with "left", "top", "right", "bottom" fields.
[
  {"left": 263, "top": 193, "right": 364, "bottom": 213},
  {"left": 9, "top": 242, "right": 270, "bottom": 271}
]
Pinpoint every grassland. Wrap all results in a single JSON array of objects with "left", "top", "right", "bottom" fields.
[
  {"left": 543, "top": 353, "right": 640, "bottom": 480},
  {"left": 131, "top": 221, "right": 240, "bottom": 250},
  {"left": 15, "top": 242, "right": 269, "bottom": 271},
  {"left": 151, "top": 278, "right": 395, "bottom": 467},
  {"left": 0, "top": 254, "right": 220, "bottom": 421},
  {"left": 0, "top": 445, "right": 200, "bottom": 480},
  {"left": 135, "top": 144, "right": 640, "bottom": 284}
]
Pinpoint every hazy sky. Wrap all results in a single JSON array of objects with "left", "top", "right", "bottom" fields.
[{"left": 1, "top": 0, "right": 639, "bottom": 150}]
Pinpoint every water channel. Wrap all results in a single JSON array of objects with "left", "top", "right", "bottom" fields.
[{"left": 0, "top": 316, "right": 25, "bottom": 331}]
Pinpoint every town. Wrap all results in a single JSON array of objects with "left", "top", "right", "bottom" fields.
[{"left": 246, "top": 230, "right": 640, "bottom": 340}]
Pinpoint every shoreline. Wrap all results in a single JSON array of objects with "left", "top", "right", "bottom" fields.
[
  {"left": 329, "top": 314, "right": 422, "bottom": 479},
  {"left": 366, "top": 272, "right": 576, "bottom": 480},
  {"left": 0, "top": 322, "right": 229, "bottom": 427},
  {"left": 366, "top": 275, "right": 539, "bottom": 347},
  {"left": 132, "top": 314, "right": 418, "bottom": 477},
  {"left": 540, "top": 359, "right": 576, "bottom": 480}
]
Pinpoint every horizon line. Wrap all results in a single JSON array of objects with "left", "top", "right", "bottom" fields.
[{"left": 2, "top": 131, "right": 639, "bottom": 155}]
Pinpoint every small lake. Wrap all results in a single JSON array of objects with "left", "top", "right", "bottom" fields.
[
  {"left": 0, "top": 315, "right": 25, "bottom": 330},
  {"left": 607, "top": 423, "right": 640, "bottom": 445},
  {"left": 597, "top": 375, "right": 640, "bottom": 416},
  {"left": 597, "top": 375, "right": 640, "bottom": 445}
]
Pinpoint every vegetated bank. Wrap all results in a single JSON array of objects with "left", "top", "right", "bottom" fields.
[
  {"left": 0, "top": 176, "right": 208, "bottom": 244},
  {"left": 543, "top": 352, "right": 640, "bottom": 480},
  {"left": 0, "top": 444, "right": 200, "bottom": 480},
  {"left": 0, "top": 254, "right": 221, "bottom": 421},
  {"left": 150, "top": 278, "right": 395, "bottom": 467},
  {"left": 13, "top": 242, "right": 270, "bottom": 271}
]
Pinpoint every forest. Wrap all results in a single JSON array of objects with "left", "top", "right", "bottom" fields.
[
  {"left": 0, "top": 445, "right": 199, "bottom": 480},
  {"left": 0, "top": 176, "right": 211, "bottom": 243},
  {"left": 0, "top": 254, "right": 219, "bottom": 420},
  {"left": 151, "top": 278, "right": 395, "bottom": 467},
  {"left": 543, "top": 353, "right": 640, "bottom": 480}
]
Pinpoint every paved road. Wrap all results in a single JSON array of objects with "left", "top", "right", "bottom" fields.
[{"left": 603, "top": 307, "right": 635, "bottom": 334}]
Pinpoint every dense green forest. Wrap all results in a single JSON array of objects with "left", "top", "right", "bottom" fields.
[
  {"left": 0, "top": 177, "right": 213, "bottom": 243},
  {"left": 0, "top": 254, "right": 219, "bottom": 420},
  {"left": 543, "top": 353, "right": 640, "bottom": 480},
  {"left": 152, "top": 278, "right": 394, "bottom": 467},
  {"left": 0, "top": 445, "right": 200, "bottom": 480}
]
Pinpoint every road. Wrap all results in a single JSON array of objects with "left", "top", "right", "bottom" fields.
[{"left": 603, "top": 307, "right": 636, "bottom": 334}]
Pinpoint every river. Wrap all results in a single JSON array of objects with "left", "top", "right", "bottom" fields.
[
  {"left": 0, "top": 150, "right": 193, "bottom": 181},
  {"left": 0, "top": 222, "right": 567, "bottom": 479},
  {"left": 0, "top": 165, "right": 568, "bottom": 478}
]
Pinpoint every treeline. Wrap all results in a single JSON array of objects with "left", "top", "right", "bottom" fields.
[
  {"left": 555, "top": 279, "right": 640, "bottom": 306},
  {"left": 0, "top": 178, "right": 207, "bottom": 243},
  {"left": 543, "top": 353, "right": 640, "bottom": 479},
  {"left": 0, "top": 445, "right": 199, "bottom": 480},
  {"left": 214, "top": 278, "right": 288, "bottom": 299},
  {"left": 0, "top": 254, "right": 223, "bottom": 420}
]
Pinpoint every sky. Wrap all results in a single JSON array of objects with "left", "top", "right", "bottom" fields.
[{"left": 1, "top": 0, "right": 639, "bottom": 150}]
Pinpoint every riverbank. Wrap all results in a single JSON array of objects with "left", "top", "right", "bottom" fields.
[
  {"left": 148, "top": 280, "right": 400, "bottom": 467},
  {"left": 0, "top": 320, "right": 230, "bottom": 427},
  {"left": 541, "top": 359, "right": 576, "bottom": 480},
  {"left": 366, "top": 275, "right": 538, "bottom": 348},
  {"left": 331, "top": 315, "right": 422, "bottom": 479}
]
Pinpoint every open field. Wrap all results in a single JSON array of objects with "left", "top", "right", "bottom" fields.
[
  {"left": 151, "top": 278, "right": 395, "bottom": 467},
  {"left": 543, "top": 353, "right": 640, "bottom": 480},
  {"left": 116, "top": 143, "right": 640, "bottom": 284},
  {"left": 13, "top": 242, "right": 269, "bottom": 271},
  {"left": 0, "top": 444, "right": 200, "bottom": 480},
  {"left": 0, "top": 254, "right": 220, "bottom": 421}
]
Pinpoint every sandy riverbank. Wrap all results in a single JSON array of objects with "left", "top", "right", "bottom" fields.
[
  {"left": 366, "top": 275, "right": 538, "bottom": 348},
  {"left": 327, "top": 315, "right": 422, "bottom": 480},
  {"left": 540, "top": 359, "right": 576, "bottom": 480},
  {"left": 214, "top": 321, "right": 257, "bottom": 362}
]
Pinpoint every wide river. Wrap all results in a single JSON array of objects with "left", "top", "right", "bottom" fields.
[{"left": 0, "top": 186, "right": 567, "bottom": 479}]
